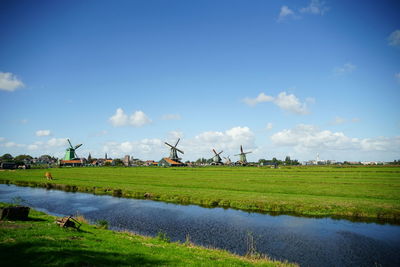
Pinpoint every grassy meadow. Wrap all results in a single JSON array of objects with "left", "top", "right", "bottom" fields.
[
  {"left": 0, "top": 203, "right": 294, "bottom": 267},
  {"left": 0, "top": 166, "right": 399, "bottom": 222}
]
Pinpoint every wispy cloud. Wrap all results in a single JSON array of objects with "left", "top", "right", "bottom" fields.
[
  {"left": 278, "top": 6, "right": 295, "bottom": 21},
  {"left": 0, "top": 72, "right": 24, "bottom": 92},
  {"left": 300, "top": 0, "right": 329, "bottom": 15},
  {"left": 109, "top": 108, "right": 152, "bottom": 127},
  {"left": 334, "top": 63, "right": 356, "bottom": 75},
  {"left": 388, "top": 30, "right": 400, "bottom": 47},
  {"left": 244, "top": 92, "right": 312, "bottom": 115},
  {"left": 162, "top": 114, "right": 182, "bottom": 120},
  {"left": 266, "top": 123, "right": 273, "bottom": 130},
  {"left": 36, "top": 130, "right": 51, "bottom": 137},
  {"left": 243, "top": 93, "right": 274, "bottom": 106},
  {"left": 277, "top": 0, "right": 329, "bottom": 22}
]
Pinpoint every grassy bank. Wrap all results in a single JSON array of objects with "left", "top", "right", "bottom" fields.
[
  {"left": 0, "top": 166, "right": 399, "bottom": 222},
  {"left": 0, "top": 204, "right": 294, "bottom": 266}
]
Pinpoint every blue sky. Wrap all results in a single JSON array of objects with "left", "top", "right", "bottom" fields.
[{"left": 1, "top": 0, "right": 399, "bottom": 162}]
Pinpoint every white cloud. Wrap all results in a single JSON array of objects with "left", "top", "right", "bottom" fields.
[
  {"left": 334, "top": 63, "right": 356, "bottom": 75},
  {"left": 0, "top": 137, "right": 5, "bottom": 142},
  {"left": 36, "top": 130, "right": 51, "bottom": 137},
  {"left": 244, "top": 92, "right": 310, "bottom": 114},
  {"left": 103, "top": 138, "right": 163, "bottom": 158},
  {"left": 300, "top": 0, "right": 329, "bottom": 15},
  {"left": 2, "top": 142, "right": 25, "bottom": 148},
  {"left": 266, "top": 123, "right": 273, "bottom": 130},
  {"left": 47, "top": 138, "right": 68, "bottom": 147},
  {"left": 243, "top": 93, "right": 274, "bottom": 106},
  {"left": 162, "top": 114, "right": 182, "bottom": 120},
  {"left": 388, "top": 30, "right": 400, "bottom": 47},
  {"left": 274, "top": 92, "right": 309, "bottom": 114},
  {"left": 109, "top": 108, "right": 129, "bottom": 126},
  {"left": 188, "top": 126, "right": 256, "bottom": 159},
  {"left": 271, "top": 124, "right": 400, "bottom": 154},
  {"left": 0, "top": 72, "right": 24, "bottom": 92},
  {"left": 109, "top": 108, "right": 151, "bottom": 127},
  {"left": 20, "top": 119, "right": 28, "bottom": 124},
  {"left": 168, "top": 130, "right": 183, "bottom": 140},
  {"left": 102, "top": 126, "right": 256, "bottom": 161},
  {"left": 278, "top": 6, "right": 295, "bottom": 21},
  {"left": 130, "top": 110, "right": 152, "bottom": 127}
]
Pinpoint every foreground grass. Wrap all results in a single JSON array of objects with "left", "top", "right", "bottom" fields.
[
  {"left": 0, "top": 166, "right": 399, "bottom": 222},
  {"left": 0, "top": 204, "right": 294, "bottom": 267}
]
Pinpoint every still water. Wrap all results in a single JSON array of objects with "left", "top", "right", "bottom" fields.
[{"left": 0, "top": 184, "right": 399, "bottom": 267}]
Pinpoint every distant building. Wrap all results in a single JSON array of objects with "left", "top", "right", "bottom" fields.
[
  {"left": 158, "top": 158, "right": 185, "bottom": 167},
  {"left": 123, "top": 155, "right": 131, "bottom": 167},
  {"left": 144, "top": 160, "right": 158, "bottom": 166},
  {"left": 1, "top": 162, "right": 16, "bottom": 169},
  {"left": 59, "top": 159, "right": 85, "bottom": 167}
]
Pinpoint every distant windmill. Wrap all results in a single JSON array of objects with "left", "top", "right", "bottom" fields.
[
  {"left": 223, "top": 155, "right": 232, "bottom": 165},
  {"left": 63, "top": 139, "right": 82, "bottom": 160},
  {"left": 235, "top": 145, "right": 252, "bottom": 165},
  {"left": 164, "top": 138, "right": 184, "bottom": 162},
  {"left": 211, "top": 149, "right": 223, "bottom": 165}
]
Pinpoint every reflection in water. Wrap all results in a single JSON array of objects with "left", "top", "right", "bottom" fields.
[{"left": 0, "top": 184, "right": 399, "bottom": 267}]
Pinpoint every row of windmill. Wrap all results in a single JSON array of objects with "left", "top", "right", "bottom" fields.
[
  {"left": 165, "top": 138, "right": 252, "bottom": 165},
  {"left": 61, "top": 138, "right": 252, "bottom": 166}
]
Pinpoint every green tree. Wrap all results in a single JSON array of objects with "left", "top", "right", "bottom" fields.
[
  {"left": 14, "top": 154, "right": 32, "bottom": 162},
  {"left": 1, "top": 153, "right": 14, "bottom": 162},
  {"left": 113, "top": 159, "right": 123, "bottom": 166}
]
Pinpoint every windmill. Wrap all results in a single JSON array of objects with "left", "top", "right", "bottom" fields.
[
  {"left": 164, "top": 138, "right": 184, "bottom": 162},
  {"left": 63, "top": 139, "right": 83, "bottom": 160},
  {"left": 235, "top": 145, "right": 252, "bottom": 165},
  {"left": 211, "top": 149, "right": 223, "bottom": 165},
  {"left": 223, "top": 155, "right": 232, "bottom": 165}
]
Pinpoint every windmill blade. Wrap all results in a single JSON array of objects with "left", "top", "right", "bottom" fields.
[
  {"left": 175, "top": 138, "right": 180, "bottom": 147},
  {"left": 176, "top": 148, "right": 184, "bottom": 154},
  {"left": 240, "top": 145, "right": 244, "bottom": 154},
  {"left": 165, "top": 142, "right": 174, "bottom": 148},
  {"left": 213, "top": 149, "right": 218, "bottom": 155},
  {"left": 217, "top": 150, "right": 223, "bottom": 156},
  {"left": 234, "top": 154, "right": 241, "bottom": 156},
  {"left": 74, "top": 144, "right": 82, "bottom": 150},
  {"left": 67, "top": 139, "right": 73, "bottom": 149},
  {"left": 244, "top": 151, "right": 252, "bottom": 154}
]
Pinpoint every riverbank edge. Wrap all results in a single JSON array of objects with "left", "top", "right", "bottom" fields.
[
  {"left": 0, "top": 203, "right": 297, "bottom": 267},
  {"left": 1, "top": 179, "right": 399, "bottom": 224}
]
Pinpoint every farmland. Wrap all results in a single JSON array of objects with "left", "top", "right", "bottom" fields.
[{"left": 0, "top": 166, "right": 399, "bottom": 222}]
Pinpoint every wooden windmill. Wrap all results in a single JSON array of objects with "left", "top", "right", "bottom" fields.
[
  {"left": 63, "top": 139, "right": 82, "bottom": 160},
  {"left": 235, "top": 145, "right": 252, "bottom": 165},
  {"left": 164, "top": 138, "right": 184, "bottom": 162},
  {"left": 211, "top": 149, "right": 223, "bottom": 165},
  {"left": 223, "top": 155, "right": 232, "bottom": 165}
]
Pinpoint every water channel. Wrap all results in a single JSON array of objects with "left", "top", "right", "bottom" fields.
[{"left": 0, "top": 184, "right": 399, "bottom": 267}]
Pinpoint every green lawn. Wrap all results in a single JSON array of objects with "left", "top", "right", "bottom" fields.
[
  {"left": 0, "top": 166, "right": 399, "bottom": 221},
  {"left": 0, "top": 204, "right": 294, "bottom": 266}
]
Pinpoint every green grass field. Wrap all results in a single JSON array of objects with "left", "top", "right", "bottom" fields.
[
  {"left": 0, "top": 166, "right": 399, "bottom": 222},
  {"left": 0, "top": 204, "right": 294, "bottom": 266}
]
